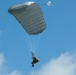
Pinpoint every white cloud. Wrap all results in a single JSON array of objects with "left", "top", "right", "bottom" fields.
[
  {"left": 0, "top": 51, "right": 76, "bottom": 75},
  {"left": 0, "top": 53, "right": 22, "bottom": 75},
  {"left": 29, "top": 51, "right": 76, "bottom": 75},
  {"left": 0, "top": 53, "right": 5, "bottom": 68},
  {"left": 7, "top": 70, "right": 22, "bottom": 75}
]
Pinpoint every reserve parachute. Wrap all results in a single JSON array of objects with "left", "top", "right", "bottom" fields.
[{"left": 8, "top": 1, "right": 46, "bottom": 35}]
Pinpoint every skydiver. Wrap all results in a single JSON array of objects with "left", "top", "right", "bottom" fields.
[{"left": 31, "top": 52, "right": 39, "bottom": 67}]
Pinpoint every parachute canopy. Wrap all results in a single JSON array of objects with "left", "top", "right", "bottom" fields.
[{"left": 8, "top": 1, "right": 46, "bottom": 35}]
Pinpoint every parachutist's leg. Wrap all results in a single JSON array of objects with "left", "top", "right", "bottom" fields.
[
  {"left": 32, "top": 64, "right": 34, "bottom": 67},
  {"left": 31, "top": 61, "right": 34, "bottom": 67}
]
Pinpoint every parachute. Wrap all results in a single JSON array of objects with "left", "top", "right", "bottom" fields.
[
  {"left": 8, "top": 1, "right": 46, "bottom": 35},
  {"left": 8, "top": 1, "right": 46, "bottom": 53}
]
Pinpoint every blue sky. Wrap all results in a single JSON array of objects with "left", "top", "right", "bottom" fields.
[{"left": 0, "top": 0, "right": 76, "bottom": 75}]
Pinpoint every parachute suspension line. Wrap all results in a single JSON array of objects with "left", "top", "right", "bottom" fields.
[
  {"left": 21, "top": 32, "right": 32, "bottom": 52},
  {"left": 18, "top": 27, "right": 42, "bottom": 53},
  {"left": 28, "top": 35, "right": 36, "bottom": 54},
  {"left": 20, "top": 30, "right": 42, "bottom": 53},
  {"left": 34, "top": 33, "right": 43, "bottom": 54},
  {"left": 22, "top": 34, "right": 33, "bottom": 52},
  {"left": 28, "top": 36, "right": 33, "bottom": 52},
  {"left": 19, "top": 28, "right": 33, "bottom": 52},
  {"left": 26, "top": 33, "right": 43, "bottom": 54}
]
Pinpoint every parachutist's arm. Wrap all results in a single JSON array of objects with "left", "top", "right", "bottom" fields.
[
  {"left": 31, "top": 52, "right": 34, "bottom": 55},
  {"left": 31, "top": 52, "right": 34, "bottom": 56},
  {"left": 31, "top": 52, "right": 35, "bottom": 59}
]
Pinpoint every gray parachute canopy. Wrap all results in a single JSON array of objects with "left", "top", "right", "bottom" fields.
[{"left": 8, "top": 1, "right": 46, "bottom": 35}]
